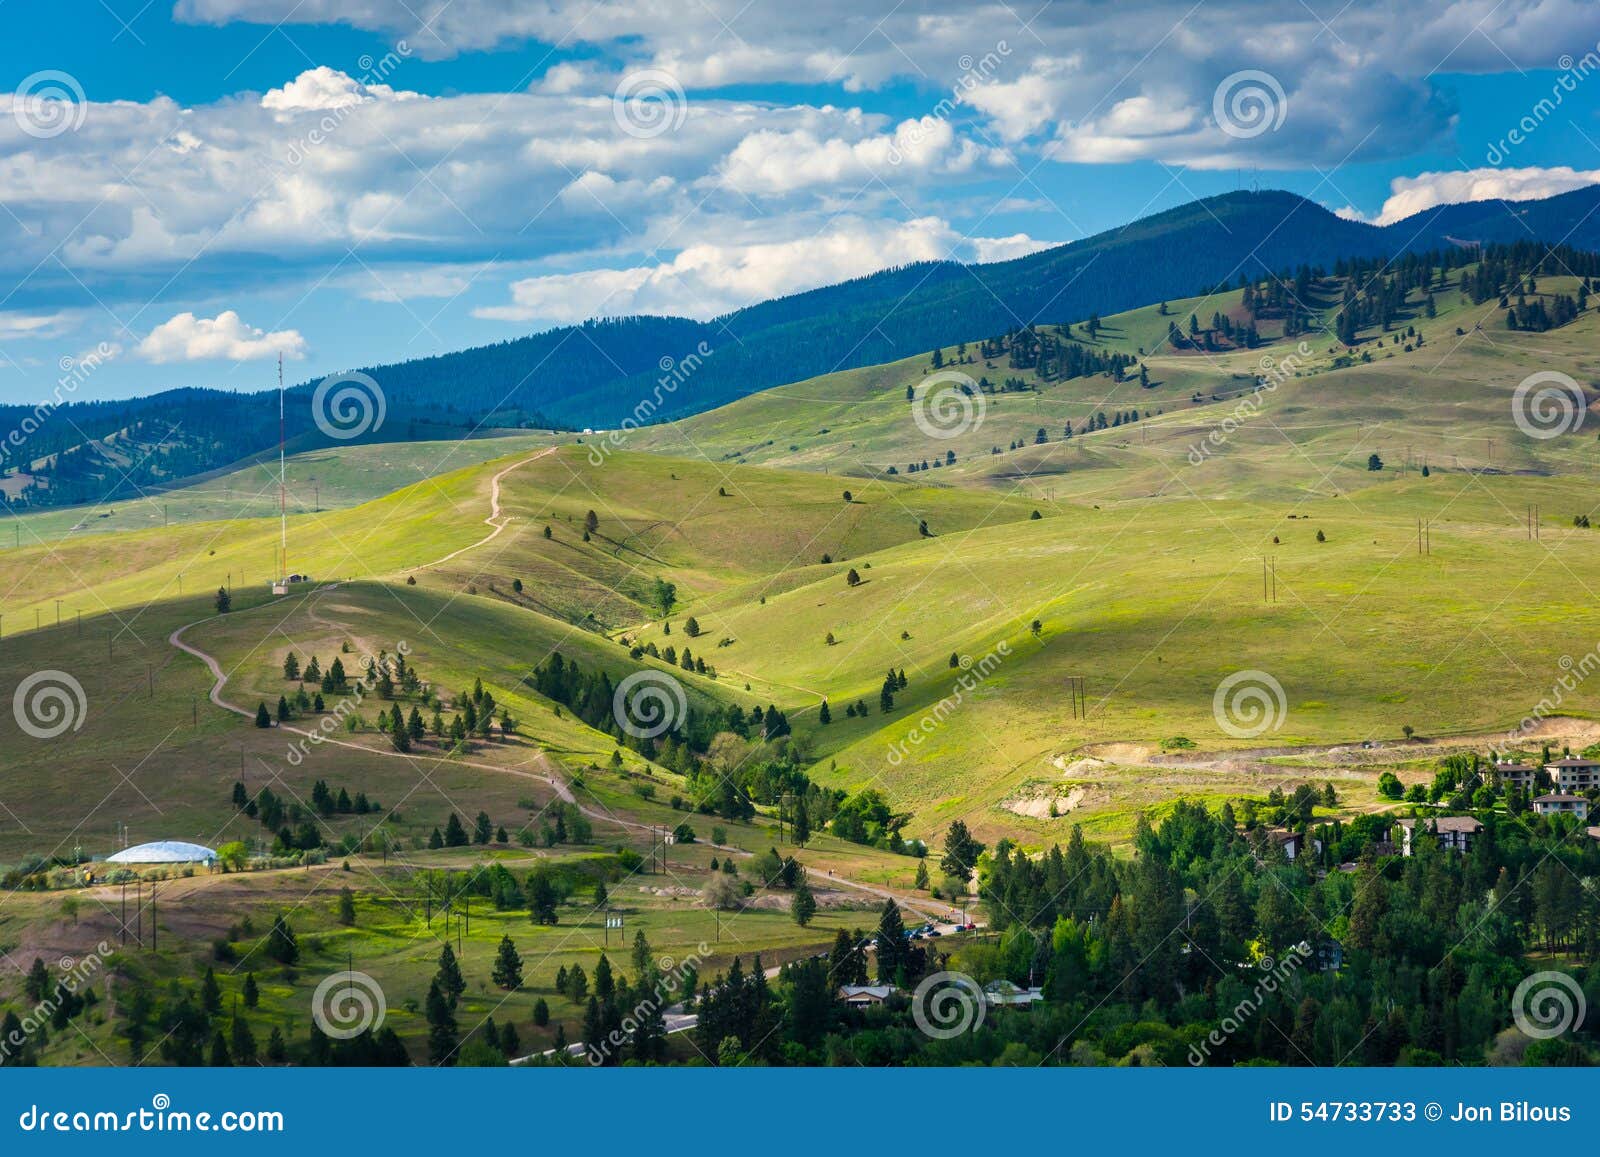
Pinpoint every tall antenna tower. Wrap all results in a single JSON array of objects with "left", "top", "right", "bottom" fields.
[{"left": 278, "top": 353, "right": 286, "bottom": 582}]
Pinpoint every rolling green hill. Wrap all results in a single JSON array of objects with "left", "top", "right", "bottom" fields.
[{"left": 5, "top": 234, "right": 1600, "bottom": 862}]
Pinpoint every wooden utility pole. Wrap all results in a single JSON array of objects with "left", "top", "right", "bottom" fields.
[
  {"left": 1260, "top": 555, "right": 1278, "bottom": 603},
  {"left": 1066, "top": 675, "right": 1087, "bottom": 719}
]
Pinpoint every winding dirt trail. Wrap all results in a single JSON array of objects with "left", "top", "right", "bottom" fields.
[
  {"left": 169, "top": 445, "right": 584, "bottom": 809},
  {"left": 422, "top": 445, "right": 556, "bottom": 570},
  {"left": 165, "top": 447, "right": 939, "bottom": 921}
]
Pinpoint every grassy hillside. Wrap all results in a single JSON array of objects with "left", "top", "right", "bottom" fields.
[
  {"left": 637, "top": 268, "right": 1599, "bottom": 505},
  {"left": 4, "top": 247, "right": 1600, "bottom": 870},
  {"left": 0, "top": 433, "right": 557, "bottom": 544},
  {"left": 407, "top": 446, "right": 1039, "bottom": 628}
]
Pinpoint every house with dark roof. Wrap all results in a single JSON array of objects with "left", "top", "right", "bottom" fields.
[
  {"left": 1493, "top": 760, "right": 1537, "bottom": 790},
  {"left": 1398, "top": 816, "right": 1483, "bottom": 855}
]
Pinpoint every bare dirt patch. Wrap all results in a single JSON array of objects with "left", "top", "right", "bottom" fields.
[{"left": 1003, "top": 783, "right": 1090, "bottom": 819}]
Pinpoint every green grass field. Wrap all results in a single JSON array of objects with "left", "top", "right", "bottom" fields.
[{"left": 5, "top": 263, "right": 1600, "bottom": 1058}]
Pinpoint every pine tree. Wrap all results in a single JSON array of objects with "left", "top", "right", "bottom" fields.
[
  {"left": 593, "top": 955, "right": 615, "bottom": 1002},
  {"left": 444, "top": 812, "right": 469, "bottom": 847},
  {"left": 581, "top": 995, "right": 603, "bottom": 1055},
  {"left": 266, "top": 915, "right": 298, "bottom": 964},
  {"left": 254, "top": 702, "right": 272, "bottom": 728},
  {"left": 875, "top": 899, "right": 908, "bottom": 983},
  {"left": 491, "top": 935, "right": 523, "bottom": 990},
  {"left": 791, "top": 873, "right": 817, "bottom": 926},
  {"left": 201, "top": 966, "right": 223, "bottom": 1014},
  {"left": 436, "top": 943, "right": 466, "bottom": 1006},
  {"left": 230, "top": 1013, "right": 257, "bottom": 1064},
  {"left": 337, "top": 886, "right": 356, "bottom": 926},
  {"left": 940, "top": 819, "right": 984, "bottom": 881},
  {"left": 283, "top": 653, "right": 300, "bottom": 680},
  {"left": 426, "top": 979, "right": 458, "bottom": 1066},
  {"left": 528, "top": 873, "right": 560, "bottom": 925},
  {"left": 914, "top": 859, "right": 930, "bottom": 890},
  {"left": 214, "top": 587, "right": 232, "bottom": 614},
  {"left": 242, "top": 972, "right": 259, "bottom": 1008}
]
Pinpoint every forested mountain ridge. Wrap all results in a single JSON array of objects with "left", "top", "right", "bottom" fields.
[{"left": 8, "top": 186, "right": 1600, "bottom": 510}]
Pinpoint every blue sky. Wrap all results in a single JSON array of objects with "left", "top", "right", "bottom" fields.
[{"left": 1, "top": 0, "right": 1598, "bottom": 404}]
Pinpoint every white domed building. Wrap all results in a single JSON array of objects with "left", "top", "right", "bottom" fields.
[{"left": 105, "top": 840, "right": 218, "bottom": 865}]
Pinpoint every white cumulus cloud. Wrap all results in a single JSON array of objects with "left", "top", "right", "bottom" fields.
[
  {"left": 1367, "top": 167, "right": 1600, "bottom": 225},
  {"left": 260, "top": 66, "right": 421, "bottom": 112},
  {"left": 475, "top": 216, "right": 1052, "bottom": 323},
  {"left": 136, "top": 310, "right": 307, "bottom": 363}
]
